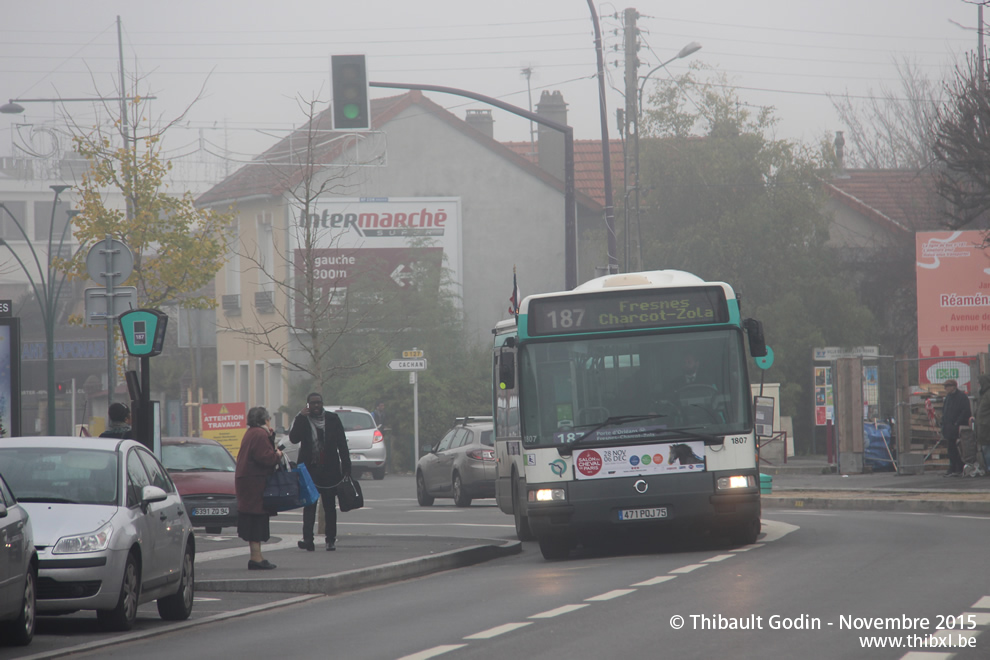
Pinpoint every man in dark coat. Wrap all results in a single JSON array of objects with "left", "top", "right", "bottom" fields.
[
  {"left": 99, "top": 402, "right": 132, "bottom": 439},
  {"left": 289, "top": 392, "right": 351, "bottom": 551},
  {"left": 941, "top": 379, "right": 972, "bottom": 477},
  {"left": 974, "top": 374, "right": 990, "bottom": 475}
]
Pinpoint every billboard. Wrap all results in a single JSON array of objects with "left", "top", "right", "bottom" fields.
[
  {"left": 290, "top": 197, "right": 462, "bottom": 304},
  {"left": 916, "top": 231, "right": 990, "bottom": 389}
]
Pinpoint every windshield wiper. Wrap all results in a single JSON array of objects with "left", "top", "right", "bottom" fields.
[
  {"left": 557, "top": 414, "right": 666, "bottom": 456},
  {"left": 655, "top": 426, "right": 722, "bottom": 445}
]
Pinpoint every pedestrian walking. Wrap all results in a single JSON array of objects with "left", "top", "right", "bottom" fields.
[
  {"left": 973, "top": 374, "right": 990, "bottom": 476},
  {"left": 235, "top": 406, "right": 283, "bottom": 570},
  {"left": 940, "top": 379, "right": 972, "bottom": 477},
  {"left": 289, "top": 392, "right": 351, "bottom": 551},
  {"left": 99, "top": 402, "right": 132, "bottom": 439}
]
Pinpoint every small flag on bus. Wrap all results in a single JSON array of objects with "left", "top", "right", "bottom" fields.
[{"left": 508, "top": 267, "right": 520, "bottom": 317}]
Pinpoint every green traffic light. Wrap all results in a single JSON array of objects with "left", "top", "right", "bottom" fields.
[{"left": 344, "top": 104, "right": 360, "bottom": 120}]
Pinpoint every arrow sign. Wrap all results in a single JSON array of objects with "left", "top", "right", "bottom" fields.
[{"left": 388, "top": 358, "right": 427, "bottom": 371}]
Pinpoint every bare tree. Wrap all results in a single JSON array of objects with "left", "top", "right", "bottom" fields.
[
  {"left": 829, "top": 58, "right": 943, "bottom": 169},
  {"left": 932, "top": 53, "right": 990, "bottom": 236},
  {"left": 217, "top": 94, "right": 420, "bottom": 393}
]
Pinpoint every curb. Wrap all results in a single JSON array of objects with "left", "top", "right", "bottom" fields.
[
  {"left": 763, "top": 495, "right": 990, "bottom": 515},
  {"left": 196, "top": 539, "right": 522, "bottom": 595}
]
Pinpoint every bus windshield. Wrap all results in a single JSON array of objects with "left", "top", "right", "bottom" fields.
[{"left": 518, "top": 328, "right": 752, "bottom": 448}]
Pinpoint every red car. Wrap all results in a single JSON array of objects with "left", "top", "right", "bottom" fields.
[{"left": 161, "top": 437, "right": 238, "bottom": 534}]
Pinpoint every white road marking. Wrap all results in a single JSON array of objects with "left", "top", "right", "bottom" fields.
[
  {"left": 396, "top": 645, "right": 468, "bottom": 659},
  {"left": 631, "top": 576, "right": 676, "bottom": 586},
  {"left": 964, "top": 611, "right": 990, "bottom": 625},
  {"left": 586, "top": 589, "right": 636, "bottom": 601},
  {"left": 530, "top": 604, "right": 589, "bottom": 618},
  {"left": 702, "top": 554, "right": 734, "bottom": 563},
  {"left": 464, "top": 622, "right": 533, "bottom": 639},
  {"left": 669, "top": 564, "right": 706, "bottom": 574},
  {"left": 973, "top": 596, "right": 990, "bottom": 608},
  {"left": 899, "top": 653, "right": 954, "bottom": 659}
]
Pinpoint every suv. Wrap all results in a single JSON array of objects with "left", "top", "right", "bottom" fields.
[{"left": 416, "top": 416, "right": 494, "bottom": 507}]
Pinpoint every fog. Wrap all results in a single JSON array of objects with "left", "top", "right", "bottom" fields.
[{"left": 0, "top": 0, "right": 975, "bottom": 179}]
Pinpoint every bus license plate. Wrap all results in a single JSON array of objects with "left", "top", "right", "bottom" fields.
[
  {"left": 618, "top": 507, "right": 667, "bottom": 521},
  {"left": 192, "top": 507, "right": 229, "bottom": 517}
]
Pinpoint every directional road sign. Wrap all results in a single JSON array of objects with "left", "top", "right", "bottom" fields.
[
  {"left": 402, "top": 350, "right": 424, "bottom": 358},
  {"left": 388, "top": 358, "right": 427, "bottom": 371}
]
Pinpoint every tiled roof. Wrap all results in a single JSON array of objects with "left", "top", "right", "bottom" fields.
[
  {"left": 197, "top": 91, "right": 601, "bottom": 210},
  {"left": 503, "top": 139, "right": 625, "bottom": 208},
  {"left": 825, "top": 169, "right": 940, "bottom": 234}
]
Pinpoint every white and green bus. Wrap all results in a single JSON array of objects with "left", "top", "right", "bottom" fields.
[{"left": 492, "top": 270, "right": 769, "bottom": 559}]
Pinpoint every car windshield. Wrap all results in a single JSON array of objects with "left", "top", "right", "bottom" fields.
[
  {"left": 0, "top": 447, "right": 118, "bottom": 505},
  {"left": 335, "top": 410, "right": 375, "bottom": 432},
  {"left": 162, "top": 443, "right": 236, "bottom": 472}
]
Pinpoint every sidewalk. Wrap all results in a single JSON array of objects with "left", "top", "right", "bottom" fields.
[{"left": 761, "top": 455, "right": 990, "bottom": 514}]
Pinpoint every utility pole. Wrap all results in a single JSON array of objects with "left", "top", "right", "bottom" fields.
[{"left": 623, "top": 8, "right": 640, "bottom": 273}]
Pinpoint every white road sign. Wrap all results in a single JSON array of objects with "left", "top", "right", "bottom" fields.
[{"left": 388, "top": 358, "right": 427, "bottom": 371}]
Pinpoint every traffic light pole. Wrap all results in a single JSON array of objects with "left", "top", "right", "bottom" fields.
[{"left": 370, "top": 81, "right": 578, "bottom": 290}]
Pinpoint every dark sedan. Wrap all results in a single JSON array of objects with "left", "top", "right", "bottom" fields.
[{"left": 161, "top": 437, "right": 238, "bottom": 534}]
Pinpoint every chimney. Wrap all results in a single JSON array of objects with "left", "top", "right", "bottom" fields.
[
  {"left": 834, "top": 131, "right": 846, "bottom": 174},
  {"left": 536, "top": 90, "right": 567, "bottom": 180},
  {"left": 465, "top": 109, "right": 494, "bottom": 139}
]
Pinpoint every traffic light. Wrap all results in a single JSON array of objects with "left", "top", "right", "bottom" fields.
[
  {"left": 55, "top": 382, "right": 66, "bottom": 395},
  {"left": 331, "top": 55, "right": 370, "bottom": 130}
]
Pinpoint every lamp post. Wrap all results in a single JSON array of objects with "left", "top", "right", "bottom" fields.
[
  {"left": 0, "top": 186, "right": 81, "bottom": 434},
  {"left": 633, "top": 42, "right": 701, "bottom": 269}
]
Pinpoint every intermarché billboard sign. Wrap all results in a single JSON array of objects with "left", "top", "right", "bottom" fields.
[{"left": 812, "top": 346, "right": 879, "bottom": 361}]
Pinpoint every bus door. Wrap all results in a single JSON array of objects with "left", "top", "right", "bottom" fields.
[{"left": 494, "top": 345, "right": 520, "bottom": 513}]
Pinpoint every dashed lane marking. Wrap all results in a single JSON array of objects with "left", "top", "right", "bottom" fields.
[
  {"left": 530, "top": 604, "right": 590, "bottom": 618},
  {"left": 464, "top": 622, "right": 533, "bottom": 639},
  {"left": 586, "top": 589, "right": 636, "bottom": 601},
  {"left": 669, "top": 564, "right": 706, "bottom": 574},
  {"left": 396, "top": 645, "right": 468, "bottom": 660},
  {"left": 631, "top": 576, "right": 676, "bottom": 587}
]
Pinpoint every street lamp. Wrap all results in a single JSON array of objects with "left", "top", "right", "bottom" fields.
[
  {"left": 632, "top": 42, "right": 702, "bottom": 269},
  {"left": 0, "top": 186, "right": 82, "bottom": 434},
  {"left": 0, "top": 97, "right": 150, "bottom": 115}
]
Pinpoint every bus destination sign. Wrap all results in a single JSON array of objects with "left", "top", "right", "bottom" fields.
[{"left": 527, "top": 286, "right": 728, "bottom": 336}]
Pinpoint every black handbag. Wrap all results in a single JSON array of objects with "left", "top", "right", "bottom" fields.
[
  {"left": 336, "top": 475, "right": 364, "bottom": 512},
  {"left": 263, "top": 463, "right": 300, "bottom": 512}
]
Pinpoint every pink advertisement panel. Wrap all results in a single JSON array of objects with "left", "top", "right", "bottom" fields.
[{"left": 916, "top": 231, "right": 990, "bottom": 389}]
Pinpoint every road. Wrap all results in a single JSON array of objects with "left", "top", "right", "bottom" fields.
[{"left": 4, "top": 477, "right": 990, "bottom": 660}]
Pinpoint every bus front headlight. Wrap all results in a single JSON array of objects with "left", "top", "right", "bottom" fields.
[
  {"left": 716, "top": 475, "right": 756, "bottom": 491},
  {"left": 530, "top": 488, "right": 566, "bottom": 502}
]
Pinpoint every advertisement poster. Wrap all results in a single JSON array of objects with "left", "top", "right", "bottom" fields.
[
  {"left": 916, "top": 231, "right": 990, "bottom": 389},
  {"left": 201, "top": 403, "right": 247, "bottom": 457},
  {"left": 814, "top": 366, "right": 834, "bottom": 426},
  {"left": 572, "top": 440, "right": 707, "bottom": 480},
  {"left": 863, "top": 365, "right": 879, "bottom": 419}
]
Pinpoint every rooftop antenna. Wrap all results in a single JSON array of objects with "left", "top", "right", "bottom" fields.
[{"left": 521, "top": 66, "right": 536, "bottom": 154}]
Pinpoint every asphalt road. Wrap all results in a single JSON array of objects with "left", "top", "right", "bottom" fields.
[{"left": 9, "top": 483, "right": 988, "bottom": 660}]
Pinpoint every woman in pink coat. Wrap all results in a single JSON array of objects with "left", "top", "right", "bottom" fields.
[{"left": 235, "top": 406, "right": 283, "bottom": 570}]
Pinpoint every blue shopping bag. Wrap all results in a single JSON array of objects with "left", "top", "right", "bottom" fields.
[{"left": 294, "top": 463, "right": 320, "bottom": 507}]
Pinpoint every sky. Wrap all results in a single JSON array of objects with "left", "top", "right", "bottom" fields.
[{"left": 0, "top": 0, "right": 979, "bottom": 189}]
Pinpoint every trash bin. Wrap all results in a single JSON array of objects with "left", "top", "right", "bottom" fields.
[{"left": 759, "top": 473, "right": 772, "bottom": 494}]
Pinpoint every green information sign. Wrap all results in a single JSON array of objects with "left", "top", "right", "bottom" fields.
[{"left": 118, "top": 309, "right": 168, "bottom": 357}]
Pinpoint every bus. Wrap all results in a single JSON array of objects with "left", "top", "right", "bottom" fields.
[{"left": 492, "top": 270, "right": 769, "bottom": 559}]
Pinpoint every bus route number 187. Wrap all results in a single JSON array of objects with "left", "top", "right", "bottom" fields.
[{"left": 545, "top": 308, "right": 584, "bottom": 330}]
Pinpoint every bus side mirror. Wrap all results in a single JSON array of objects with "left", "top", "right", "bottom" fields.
[
  {"left": 498, "top": 350, "right": 516, "bottom": 390},
  {"left": 743, "top": 318, "right": 767, "bottom": 358}
]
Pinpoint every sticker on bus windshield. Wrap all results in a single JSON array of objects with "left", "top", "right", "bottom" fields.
[{"left": 573, "top": 440, "right": 706, "bottom": 480}]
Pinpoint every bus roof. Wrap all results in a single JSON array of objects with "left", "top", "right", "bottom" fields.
[{"left": 518, "top": 270, "right": 736, "bottom": 316}]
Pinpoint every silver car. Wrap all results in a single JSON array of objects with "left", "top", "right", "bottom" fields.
[
  {"left": 416, "top": 416, "right": 495, "bottom": 507},
  {"left": 0, "top": 437, "right": 195, "bottom": 632},
  {"left": 0, "top": 470, "right": 36, "bottom": 646},
  {"left": 327, "top": 405, "right": 387, "bottom": 480}
]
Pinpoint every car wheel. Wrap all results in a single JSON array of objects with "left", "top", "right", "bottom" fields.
[
  {"left": 205, "top": 526, "right": 222, "bottom": 534},
  {"left": 157, "top": 542, "right": 195, "bottom": 621},
  {"left": 733, "top": 517, "right": 761, "bottom": 546},
  {"left": 452, "top": 473, "right": 472, "bottom": 507},
  {"left": 371, "top": 466, "right": 386, "bottom": 480},
  {"left": 538, "top": 536, "right": 573, "bottom": 560},
  {"left": 512, "top": 472, "right": 535, "bottom": 542},
  {"left": 416, "top": 471, "right": 434, "bottom": 506},
  {"left": 1, "top": 566, "right": 36, "bottom": 646},
  {"left": 97, "top": 553, "right": 141, "bottom": 632}
]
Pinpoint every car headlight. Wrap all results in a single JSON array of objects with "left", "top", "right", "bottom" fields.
[
  {"left": 529, "top": 488, "right": 566, "bottom": 502},
  {"left": 715, "top": 475, "right": 756, "bottom": 492},
  {"left": 53, "top": 522, "right": 114, "bottom": 554}
]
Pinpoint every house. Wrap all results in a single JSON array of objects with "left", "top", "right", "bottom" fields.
[{"left": 196, "top": 90, "right": 616, "bottom": 423}]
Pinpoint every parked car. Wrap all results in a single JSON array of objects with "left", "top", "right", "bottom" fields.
[
  {"left": 0, "top": 437, "right": 195, "bottom": 632},
  {"left": 416, "top": 416, "right": 495, "bottom": 507},
  {"left": 0, "top": 470, "right": 36, "bottom": 646},
  {"left": 161, "top": 437, "right": 238, "bottom": 534},
  {"left": 281, "top": 405, "right": 386, "bottom": 480}
]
